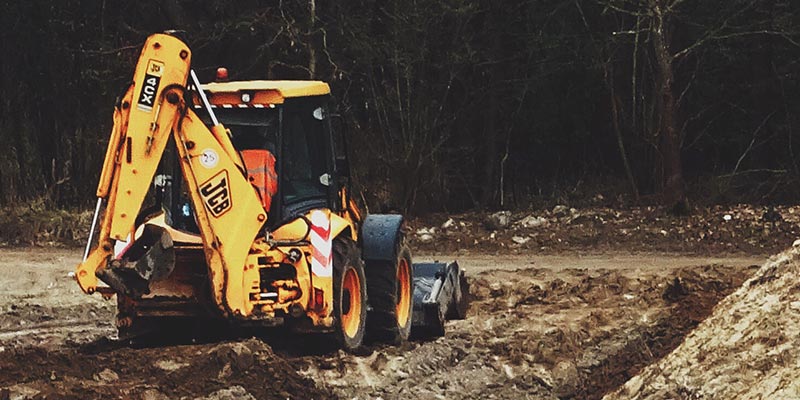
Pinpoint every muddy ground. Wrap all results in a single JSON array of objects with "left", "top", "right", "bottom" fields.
[
  {"left": 0, "top": 244, "right": 763, "bottom": 399},
  {"left": 2, "top": 204, "right": 791, "bottom": 399}
]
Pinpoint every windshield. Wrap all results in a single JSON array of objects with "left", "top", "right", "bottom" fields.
[
  {"left": 196, "top": 96, "right": 333, "bottom": 221},
  {"left": 210, "top": 108, "right": 280, "bottom": 152}
]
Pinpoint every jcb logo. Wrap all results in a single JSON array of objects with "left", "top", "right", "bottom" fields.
[
  {"left": 137, "top": 59, "right": 164, "bottom": 112},
  {"left": 148, "top": 62, "right": 162, "bottom": 75},
  {"left": 200, "top": 171, "right": 232, "bottom": 217}
]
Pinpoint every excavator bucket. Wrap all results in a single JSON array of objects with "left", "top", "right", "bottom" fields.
[
  {"left": 96, "top": 224, "right": 176, "bottom": 298},
  {"left": 410, "top": 261, "right": 469, "bottom": 338}
]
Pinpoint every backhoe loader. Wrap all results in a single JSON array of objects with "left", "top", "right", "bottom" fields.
[{"left": 75, "top": 32, "right": 468, "bottom": 350}]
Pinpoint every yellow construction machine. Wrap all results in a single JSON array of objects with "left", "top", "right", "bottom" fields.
[{"left": 75, "top": 33, "right": 467, "bottom": 350}]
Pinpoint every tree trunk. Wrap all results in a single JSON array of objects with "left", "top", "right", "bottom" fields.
[
  {"left": 652, "top": 0, "right": 687, "bottom": 213},
  {"left": 604, "top": 62, "right": 639, "bottom": 201}
]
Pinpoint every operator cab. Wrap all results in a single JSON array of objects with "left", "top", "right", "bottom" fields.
[
  {"left": 149, "top": 80, "right": 342, "bottom": 233},
  {"left": 194, "top": 80, "right": 340, "bottom": 227},
  {"left": 208, "top": 98, "right": 333, "bottom": 223}
]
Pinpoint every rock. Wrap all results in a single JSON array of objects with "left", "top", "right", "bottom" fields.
[
  {"left": 93, "top": 368, "right": 119, "bottom": 383},
  {"left": 416, "top": 227, "right": 436, "bottom": 242},
  {"left": 551, "top": 360, "right": 579, "bottom": 398},
  {"left": 212, "top": 342, "right": 255, "bottom": 372},
  {"left": 416, "top": 227, "right": 434, "bottom": 235},
  {"left": 516, "top": 215, "right": 549, "bottom": 229},
  {"left": 196, "top": 386, "right": 256, "bottom": 400},
  {"left": 512, "top": 236, "right": 530, "bottom": 245},
  {"left": 441, "top": 218, "right": 456, "bottom": 229},
  {"left": 489, "top": 282, "right": 504, "bottom": 297},
  {"left": 140, "top": 389, "right": 170, "bottom": 400},
  {"left": 723, "top": 214, "right": 732, "bottom": 221},
  {"left": 485, "top": 211, "right": 512, "bottom": 229},
  {"left": 154, "top": 359, "right": 189, "bottom": 371},
  {"left": 502, "top": 364, "right": 515, "bottom": 379},
  {"left": 506, "top": 295, "right": 520, "bottom": 308},
  {"left": 552, "top": 205, "right": 569, "bottom": 217},
  {"left": 2, "top": 384, "right": 40, "bottom": 400}
]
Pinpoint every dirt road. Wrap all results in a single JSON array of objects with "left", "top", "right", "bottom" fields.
[{"left": 0, "top": 248, "right": 763, "bottom": 399}]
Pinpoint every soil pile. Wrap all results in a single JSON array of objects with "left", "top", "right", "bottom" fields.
[
  {"left": 606, "top": 244, "right": 800, "bottom": 399},
  {"left": 0, "top": 338, "right": 335, "bottom": 400},
  {"left": 408, "top": 205, "right": 799, "bottom": 255}
]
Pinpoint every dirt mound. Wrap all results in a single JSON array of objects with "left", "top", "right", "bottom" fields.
[
  {"left": 606, "top": 244, "right": 800, "bottom": 399},
  {"left": 0, "top": 338, "right": 335, "bottom": 400},
  {"left": 408, "top": 205, "right": 799, "bottom": 256}
]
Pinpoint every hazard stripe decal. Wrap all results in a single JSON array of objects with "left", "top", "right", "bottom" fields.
[{"left": 309, "top": 210, "right": 332, "bottom": 278}]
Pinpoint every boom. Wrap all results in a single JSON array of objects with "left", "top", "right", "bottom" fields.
[{"left": 75, "top": 33, "right": 266, "bottom": 317}]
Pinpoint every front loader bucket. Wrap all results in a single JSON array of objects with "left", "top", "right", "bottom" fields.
[
  {"left": 411, "top": 261, "right": 469, "bottom": 338},
  {"left": 96, "top": 224, "right": 176, "bottom": 298}
]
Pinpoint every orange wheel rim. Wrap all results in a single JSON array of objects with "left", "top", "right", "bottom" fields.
[
  {"left": 396, "top": 258, "right": 412, "bottom": 327},
  {"left": 341, "top": 268, "right": 362, "bottom": 338}
]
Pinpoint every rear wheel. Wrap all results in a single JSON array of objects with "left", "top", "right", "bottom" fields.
[
  {"left": 333, "top": 238, "right": 367, "bottom": 352},
  {"left": 366, "top": 243, "right": 413, "bottom": 344}
]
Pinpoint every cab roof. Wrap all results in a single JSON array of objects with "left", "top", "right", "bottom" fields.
[{"left": 201, "top": 80, "right": 331, "bottom": 98}]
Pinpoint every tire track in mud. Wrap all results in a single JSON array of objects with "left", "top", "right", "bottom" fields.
[{"left": 0, "top": 320, "right": 112, "bottom": 341}]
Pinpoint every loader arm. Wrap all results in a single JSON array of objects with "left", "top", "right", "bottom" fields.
[{"left": 75, "top": 33, "right": 267, "bottom": 317}]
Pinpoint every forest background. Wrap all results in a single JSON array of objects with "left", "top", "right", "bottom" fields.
[{"left": 2, "top": 0, "right": 799, "bottom": 215}]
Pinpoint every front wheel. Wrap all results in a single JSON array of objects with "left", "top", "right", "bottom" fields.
[
  {"left": 366, "top": 243, "right": 414, "bottom": 344},
  {"left": 332, "top": 238, "right": 367, "bottom": 352}
]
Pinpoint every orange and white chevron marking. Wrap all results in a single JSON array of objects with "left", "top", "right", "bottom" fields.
[{"left": 309, "top": 210, "right": 333, "bottom": 278}]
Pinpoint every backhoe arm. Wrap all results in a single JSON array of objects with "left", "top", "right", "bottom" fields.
[
  {"left": 75, "top": 33, "right": 266, "bottom": 317},
  {"left": 76, "top": 33, "right": 191, "bottom": 293}
]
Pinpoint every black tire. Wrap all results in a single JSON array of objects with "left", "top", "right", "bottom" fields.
[
  {"left": 332, "top": 237, "right": 368, "bottom": 352},
  {"left": 365, "top": 243, "right": 414, "bottom": 344}
]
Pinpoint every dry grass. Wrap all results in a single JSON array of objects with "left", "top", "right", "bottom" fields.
[{"left": 0, "top": 200, "right": 91, "bottom": 246}]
